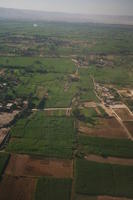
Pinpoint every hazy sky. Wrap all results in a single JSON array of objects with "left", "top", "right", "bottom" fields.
[{"left": 0, "top": 0, "right": 133, "bottom": 16}]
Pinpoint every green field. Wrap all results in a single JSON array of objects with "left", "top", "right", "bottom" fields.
[
  {"left": 0, "top": 57, "right": 76, "bottom": 74},
  {"left": 0, "top": 19, "right": 133, "bottom": 200},
  {"left": 7, "top": 112, "right": 76, "bottom": 158},
  {"left": 89, "top": 64, "right": 133, "bottom": 87},
  {"left": 0, "top": 153, "right": 10, "bottom": 175},
  {"left": 75, "top": 159, "right": 133, "bottom": 198},
  {"left": 78, "top": 135, "right": 133, "bottom": 158},
  {"left": 1, "top": 68, "right": 79, "bottom": 108},
  {"left": 0, "top": 21, "right": 133, "bottom": 56},
  {"left": 79, "top": 69, "right": 99, "bottom": 102},
  {"left": 35, "top": 177, "right": 72, "bottom": 200}
]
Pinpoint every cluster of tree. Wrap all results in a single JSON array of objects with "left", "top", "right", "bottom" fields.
[{"left": 73, "top": 108, "right": 96, "bottom": 125}]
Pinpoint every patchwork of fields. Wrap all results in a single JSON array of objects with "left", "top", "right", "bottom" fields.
[
  {"left": 7, "top": 113, "right": 76, "bottom": 158},
  {"left": 0, "top": 21, "right": 133, "bottom": 200}
]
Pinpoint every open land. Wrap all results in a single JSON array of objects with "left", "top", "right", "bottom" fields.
[
  {"left": 0, "top": 20, "right": 133, "bottom": 200},
  {"left": 5, "top": 154, "right": 73, "bottom": 178}
]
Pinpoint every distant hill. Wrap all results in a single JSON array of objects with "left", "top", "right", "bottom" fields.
[{"left": 0, "top": 7, "right": 133, "bottom": 25}]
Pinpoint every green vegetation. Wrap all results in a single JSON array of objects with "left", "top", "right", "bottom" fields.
[
  {"left": 0, "top": 19, "right": 133, "bottom": 200},
  {"left": 73, "top": 107, "right": 98, "bottom": 126},
  {"left": 1, "top": 69, "right": 79, "bottom": 108},
  {"left": 0, "top": 57, "right": 75, "bottom": 74},
  {"left": 35, "top": 177, "right": 72, "bottom": 200},
  {"left": 0, "top": 153, "right": 10, "bottom": 175},
  {"left": 78, "top": 135, "right": 133, "bottom": 158},
  {"left": 97, "top": 106, "right": 108, "bottom": 117},
  {"left": 79, "top": 69, "right": 99, "bottom": 102},
  {"left": 7, "top": 112, "right": 76, "bottom": 158},
  {"left": 75, "top": 159, "right": 133, "bottom": 198},
  {"left": 0, "top": 21, "right": 133, "bottom": 56},
  {"left": 89, "top": 65, "right": 133, "bottom": 87}
]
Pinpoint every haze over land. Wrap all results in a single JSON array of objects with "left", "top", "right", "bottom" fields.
[
  {"left": 0, "top": 1, "right": 133, "bottom": 200},
  {"left": 0, "top": 7, "right": 133, "bottom": 25},
  {"left": 0, "top": 0, "right": 133, "bottom": 25},
  {"left": 0, "top": 0, "right": 133, "bottom": 16}
]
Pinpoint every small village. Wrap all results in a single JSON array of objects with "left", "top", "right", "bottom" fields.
[
  {"left": 0, "top": 94, "right": 28, "bottom": 149},
  {"left": 95, "top": 83, "right": 122, "bottom": 106}
]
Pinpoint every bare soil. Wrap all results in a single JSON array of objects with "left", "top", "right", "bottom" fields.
[
  {"left": 113, "top": 108, "right": 133, "bottom": 121},
  {"left": 85, "top": 154, "right": 133, "bottom": 166},
  {"left": 98, "top": 196, "right": 132, "bottom": 200},
  {"left": 118, "top": 89, "right": 133, "bottom": 98},
  {"left": 0, "top": 69, "right": 5, "bottom": 75},
  {"left": 76, "top": 194, "right": 97, "bottom": 200},
  {"left": 0, "top": 175, "right": 37, "bottom": 200},
  {"left": 76, "top": 195, "right": 132, "bottom": 200},
  {"left": 5, "top": 154, "right": 73, "bottom": 178},
  {"left": 0, "top": 111, "right": 19, "bottom": 128},
  {"left": 124, "top": 121, "right": 133, "bottom": 136},
  {"left": 78, "top": 117, "right": 127, "bottom": 138},
  {"left": 83, "top": 102, "right": 98, "bottom": 108},
  {"left": 0, "top": 128, "right": 9, "bottom": 145}
]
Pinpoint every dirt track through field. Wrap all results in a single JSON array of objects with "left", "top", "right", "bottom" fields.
[
  {"left": 111, "top": 108, "right": 133, "bottom": 141},
  {"left": 85, "top": 154, "right": 133, "bottom": 166},
  {"left": 32, "top": 107, "right": 72, "bottom": 111},
  {"left": 76, "top": 195, "right": 132, "bottom": 200},
  {"left": 92, "top": 76, "right": 133, "bottom": 141},
  {"left": 78, "top": 117, "right": 127, "bottom": 139},
  {"left": 98, "top": 196, "right": 133, "bottom": 200},
  {"left": 113, "top": 108, "right": 133, "bottom": 121}
]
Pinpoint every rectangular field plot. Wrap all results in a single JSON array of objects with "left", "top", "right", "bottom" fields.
[
  {"left": 113, "top": 108, "right": 133, "bottom": 121},
  {"left": 75, "top": 194, "right": 133, "bottom": 200},
  {"left": 78, "top": 117, "right": 127, "bottom": 139},
  {"left": 35, "top": 177, "right": 72, "bottom": 200},
  {"left": 0, "top": 57, "right": 76, "bottom": 73},
  {"left": 7, "top": 112, "right": 76, "bottom": 158},
  {"left": 0, "top": 175, "right": 36, "bottom": 200},
  {"left": 79, "top": 69, "right": 99, "bottom": 103},
  {"left": 75, "top": 194, "right": 97, "bottom": 200},
  {"left": 44, "top": 109, "right": 68, "bottom": 116},
  {"left": 5, "top": 154, "right": 73, "bottom": 178},
  {"left": 75, "top": 159, "right": 133, "bottom": 198},
  {"left": 78, "top": 135, "right": 133, "bottom": 158},
  {"left": 124, "top": 121, "right": 133, "bottom": 137},
  {"left": 14, "top": 72, "right": 79, "bottom": 108},
  {"left": 0, "top": 153, "right": 10, "bottom": 175}
]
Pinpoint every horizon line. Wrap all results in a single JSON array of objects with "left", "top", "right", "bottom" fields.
[{"left": 1, "top": 6, "right": 133, "bottom": 17}]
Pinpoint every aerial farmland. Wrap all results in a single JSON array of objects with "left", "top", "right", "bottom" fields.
[{"left": 0, "top": 14, "right": 133, "bottom": 200}]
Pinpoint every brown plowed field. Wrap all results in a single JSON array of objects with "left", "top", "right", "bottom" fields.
[
  {"left": 113, "top": 108, "right": 133, "bottom": 121},
  {"left": 76, "top": 195, "right": 132, "bottom": 200},
  {"left": 78, "top": 117, "right": 127, "bottom": 138},
  {"left": 5, "top": 154, "right": 73, "bottom": 178},
  {"left": 124, "top": 121, "right": 133, "bottom": 136},
  {"left": 0, "top": 175, "right": 36, "bottom": 200},
  {"left": 98, "top": 196, "right": 133, "bottom": 200},
  {"left": 76, "top": 194, "right": 97, "bottom": 200},
  {"left": 0, "top": 111, "right": 19, "bottom": 128},
  {"left": 0, "top": 128, "right": 9, "bottom": 145},
  {"left": 85, "top": 154, "right": 133, "bottom": 166}
]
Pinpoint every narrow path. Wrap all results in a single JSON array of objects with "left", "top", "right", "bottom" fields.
[
  {"left": 91, "top": 76, "right": 133, "bottom": 141},
  {"left": 111, "top": 108, "right": 133, "bottom": 141},
  {"left": 71, "top": 160, "right": 75, "bottom": 200},
  {"left": 44, "top": 108, "right": 72, "bottom": 111},
  {"left": 91, "top": 76, "right": 113, "bottom": 116},
  {"left": 85, "top": 154, "right": 133, "bottom": 166},
  {"left": 32, "top": 108, "right": 72, "bottom": 111}
]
